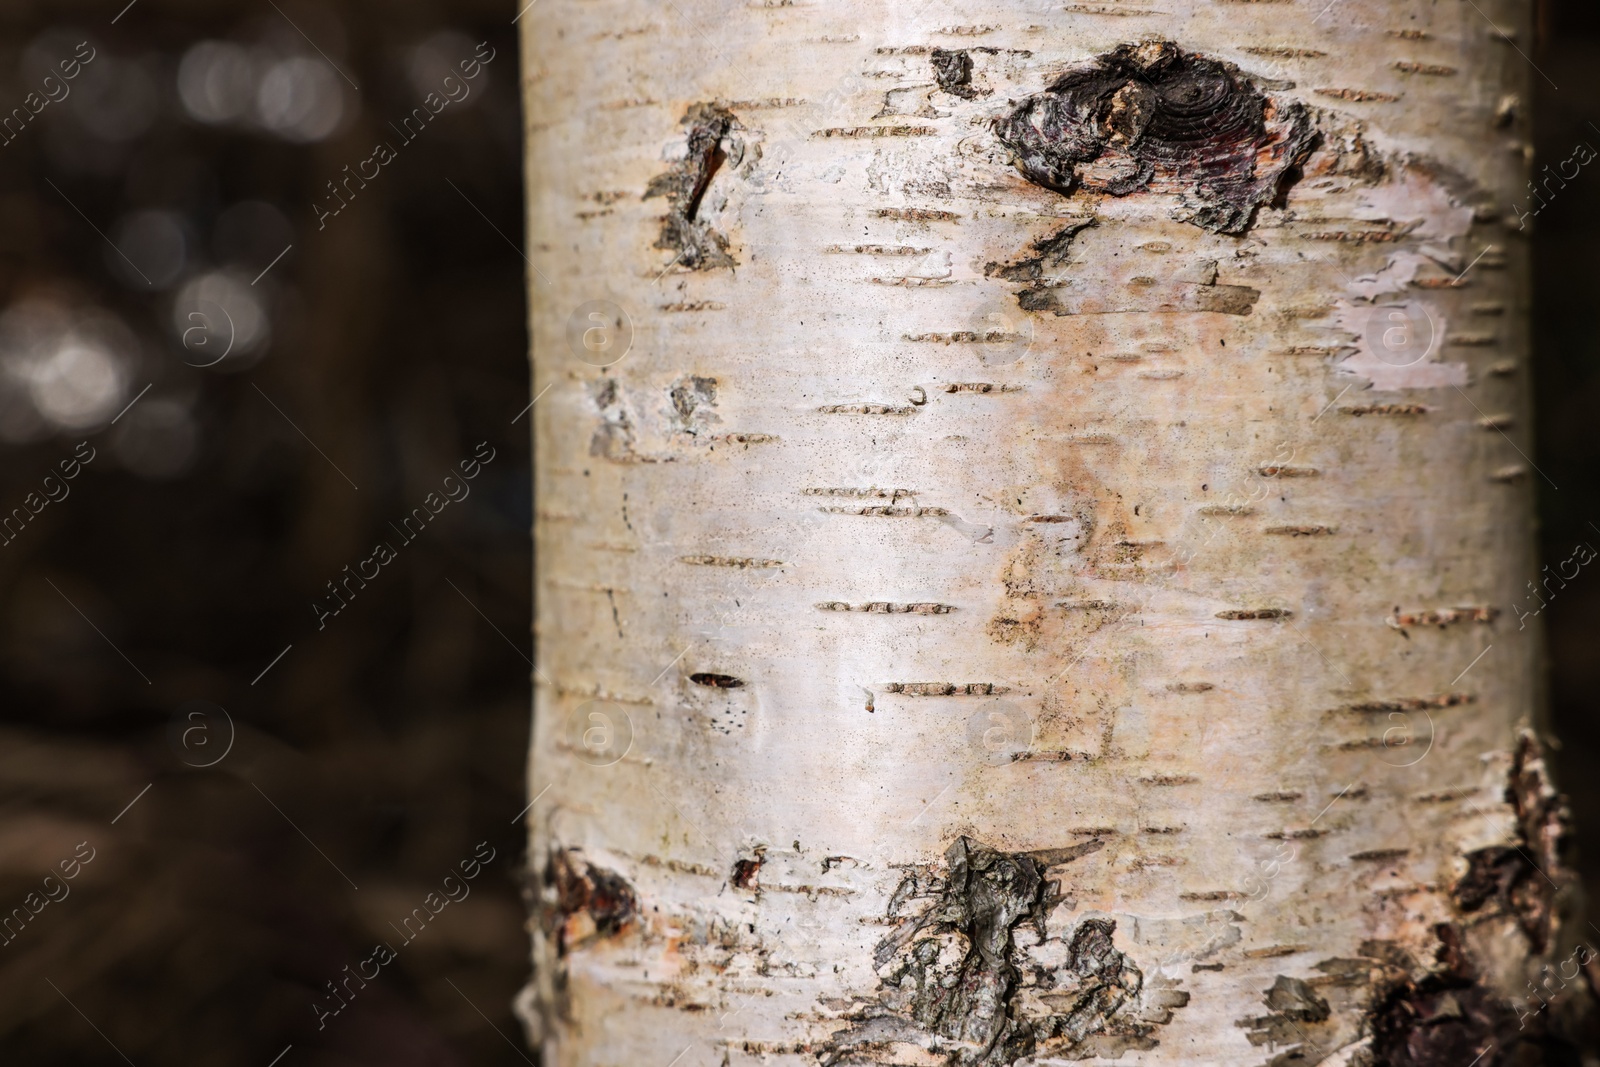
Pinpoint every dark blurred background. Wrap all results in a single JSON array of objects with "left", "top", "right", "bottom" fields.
[
  {"left": 0, "top": 0, "right": 1596, "bottom": 1064},
  {"left": 1536, "top": 0, "right": 1600, "bottom": 927},
  {"left": 0, "top": 0, "right": 531, "bottom": 1064}
]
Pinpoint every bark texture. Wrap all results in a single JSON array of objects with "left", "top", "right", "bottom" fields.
[{"left": 522, "top": 2, "right": 1590, "bottom": 1064}]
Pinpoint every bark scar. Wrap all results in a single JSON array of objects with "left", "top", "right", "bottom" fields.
[
  {"left": 992, "top": 40, "right": 1316, "bottom": 234},
  {"left": 645, "top": 103, "right": 742, "bottom": 270}
]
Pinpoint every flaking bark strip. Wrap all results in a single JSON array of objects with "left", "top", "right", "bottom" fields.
[
  {"left": 818, "top": 505, "right": 951, "bottom": 517},
  {"left": 905, "top": 329, "right": 1029, "bottom": 343},
  {"left": 805, "top": 487, "right": 918, "bottom": 499},
  {"left": 992, "top": 40, "right": 1316, "bottom": 234},
  {"left": 818, "top": 403, "right": 918, "bottom": 415},
  {"left": 816, "top": 601, "right": 956, "bottom": 614},
  {"left": 874, "top": 207, "right": 959, "bottom": 221},
  {"left": 1315, "top": 87, "right": 1401, "bottom": 102},
  {"left": 1386, "top": 607, "right": 1497, "bottom": 630},
  {"left": 1343, "top": 403, "right": 1430, "bottom": 416},
  {"left": 1263, "top": 524, "right": 1337, "bottom": 536},
  {"left": 813, "top": 125, "right": 939, "bottom": 138},
  {"left": 1333, "top": 692, "right": 1474, "bottom": 713},
  {"left": 884, "top": 682, "right": 1010, "bottom": 696}
]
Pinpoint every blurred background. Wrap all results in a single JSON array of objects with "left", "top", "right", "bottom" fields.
[
  {"left": 0, "top": 0, "right": 1597, "bottom": 1064},
  {"left": 0, "top": 0, "right": 530, "bottom": 1064},
  {"left": 1534, "top": 0, "right": 1600, "bottom": 939}
]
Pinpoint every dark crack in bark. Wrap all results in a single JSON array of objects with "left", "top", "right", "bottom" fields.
[
  {"left": 992, "top": 40, "right": 1316, "bottom": 234},
  {"left": 825, "top": 836, "right": 1175, "bottom": 1066},
  {"left": 645, "top": 103, "right": 740, "bottom": 270}
]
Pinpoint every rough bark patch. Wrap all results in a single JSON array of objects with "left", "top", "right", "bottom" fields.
[
  {"left": 825, "top": 836, "right": 1175, "bottom": 1065},
  {"left": 992, "top": 40, "right": 1316, "bottom": 234},
  {"left": 932, "top": 48, "right": 982, "bottom": 99},
  {"left": 1453, "top": 733, "right": 1571, "bottom": 954},
  {"left": 1364, "top": 925, "right": 1534, "bottom": 1067},
  {"left": 645, "top": 103, "right": 740, "bottom": 270}
]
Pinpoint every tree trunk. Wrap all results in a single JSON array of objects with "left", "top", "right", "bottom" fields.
[{"left": 521, "top": 2, "right": 1590, "bottom": 1064}]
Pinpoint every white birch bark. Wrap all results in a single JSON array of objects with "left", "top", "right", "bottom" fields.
[{"left": 521, "top": 2, "right": 1588, "bottom": 1064}]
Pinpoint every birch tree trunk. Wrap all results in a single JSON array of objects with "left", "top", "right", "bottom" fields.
[{"left": 521, "top": 2, "right": 1593, "bottom": 1064}]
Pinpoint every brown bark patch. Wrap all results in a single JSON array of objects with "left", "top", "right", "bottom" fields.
[{"left": 993, "top": 40, "right": 1316, "bottom": 234}]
